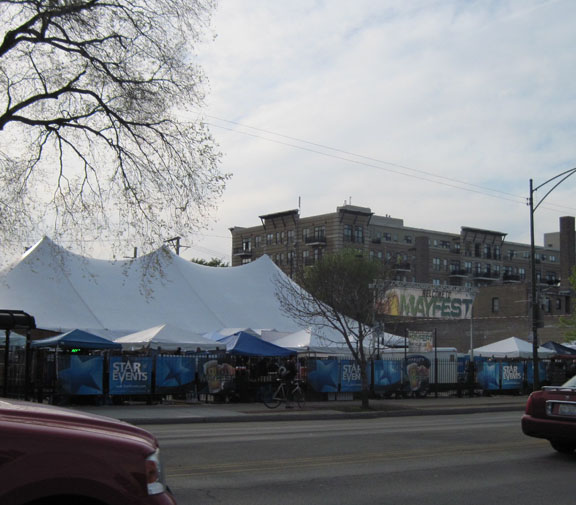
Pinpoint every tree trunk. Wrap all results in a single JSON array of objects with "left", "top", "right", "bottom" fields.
[{"left": 360, "top": 361, "right": 370, "bottom": 410}]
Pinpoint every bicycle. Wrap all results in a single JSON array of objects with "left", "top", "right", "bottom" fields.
[{"left": 261, "top": 379, "right": 306, "bottom": 409}]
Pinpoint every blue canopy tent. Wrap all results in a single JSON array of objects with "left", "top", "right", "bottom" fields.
[
  {"left": 542, "top": 341, "right": 576, "bottom": 356},
  {"left": 218, "top": 331, "right": 293, "bottom": 357},
  {"left": 31, "top": 329, "right": 121, "bottom": 350}
]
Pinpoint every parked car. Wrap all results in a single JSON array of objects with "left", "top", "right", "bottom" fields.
[
  {"left": 0, "top": 398, "right": 177, "bottom": 505},
  {"left": 522, "top": 375, "right": 576, "bottom": 454}
]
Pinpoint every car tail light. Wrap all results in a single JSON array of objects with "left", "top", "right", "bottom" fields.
[
  {"left": 525, "top": 393, "right": 534, "bottom": 415},
  {"left": 145, "top": 449, "right": 167, "bottom": 495}
]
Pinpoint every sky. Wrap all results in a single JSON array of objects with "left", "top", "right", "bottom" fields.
[
  {"left": 182, "top": 0, "right": 576, "bottom": 263},
  {"left": 15, "top": 0, "right": 572, "bottom": 264}
]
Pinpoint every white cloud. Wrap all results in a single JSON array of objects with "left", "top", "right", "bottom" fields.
[{"left": 191, "top": 0, "right": 576, "bottom": 261}]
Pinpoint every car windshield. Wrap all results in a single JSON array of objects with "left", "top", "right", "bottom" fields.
[{"left": 562, "top": 375, "right": 576, "bottom": 388}]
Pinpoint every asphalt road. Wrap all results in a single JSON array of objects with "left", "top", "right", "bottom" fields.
[{"left": 148, "top": 412, "right": 576, "bottom": 505}]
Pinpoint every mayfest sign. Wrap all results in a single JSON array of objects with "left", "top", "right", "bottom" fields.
[{"left": 379, "top": 284, "right": 475, "bottom": 320}]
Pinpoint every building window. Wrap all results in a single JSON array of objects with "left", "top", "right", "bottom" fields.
[
  {"left": 432, "top": 279, "right": 440, "bottom": 286},
  {"left": 242, "top": 238, "right": 251, "bottom": 252},
  {"left": 314, "top": 225, "right": 325, "bottom": 241},
  {"left": 344, "top": 225, "right": 352, "bottom": 242},
  {"left": 241, "top": 258, "right": 251, "bottom": 265},
  {"left": 549, "top": 255, "right": 557, "bottom": 262},
  {"left": 287, "top": 230, "right": 295, "bottom": 244},
  {"left": 384, "top": 232, "right": 392, "bottom": 242},
  {"left": 491, "top": 297, "right": 500, "bottom": 313},
  {"left": 303, "top": 228, "right": 310, "bottom": 241},
  {"left": 254, "top": 235, "right": 261, "bottom": 248},
  {"left": 464, "top": 261, "right": 472, "bottom": 273},
  {"left": 493, "top": 245, "right": 501, "bottom": 260},
  {"left": 266, "top": 233, "right": 274, "bottom": 246},
  {"left": 355, "top": 226, "right": 364, "bottom": 243},
  {"left": 432, "top": 258, "right": 441, "bottom": 271},
  {"left": 556, "top": 298, "right": 562, "bottom": 311},
  {"left": 519, "top": 267, "right": 526, "bottom": 279},
  {"left": 404, "top": 235, "right": 413, "bottom": 244}
]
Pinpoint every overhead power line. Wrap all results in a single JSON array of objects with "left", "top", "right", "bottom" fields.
[{"left": 206, "top": 115, "right": 576, "bottom": 214}]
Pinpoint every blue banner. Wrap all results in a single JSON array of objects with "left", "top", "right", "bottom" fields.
[
  {"left": 526, "top": 360, "right": 548, "bottom": 386},
  {"left": 308, "top": 359, "right": 339, "bottom": 392},
  {"left": 156, "top": 356, "right": 196, "bottom": 392},
  {"left": 373, "top": 360, "right": 403, "bottom": 389},
  {"left": 57, "top": 355, "right": 103, "bottom": 395},
  {"left": 340, "top": 360, "right": 363, "bottom": 392},
  {"left": 109, "top": 356, "right": 153, "bottom": 395},
  {"left": 501, "top": 361, "right": 525, "bottom": 390},
  {"left": 475, "top": 359, "right": 501, "bottom": 390}
]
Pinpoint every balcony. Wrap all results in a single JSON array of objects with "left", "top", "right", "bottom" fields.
[
  {"left": 233, "top": 247, "right": 252, "bottom": 257},
  {"left": 305, "top": 235, "right": 327, "bottom": 246},
  {"left": 472, "top": 271, "right": 501, "bottom": 280},
  {"left": 449, "top": 269, "right": 469, "bottom": 277},
  {"left": 503, "top": 273, "right": 522, "bottom": 283},
  {"left": 393, "top": 262, "right": 411, "bottom": 271}
]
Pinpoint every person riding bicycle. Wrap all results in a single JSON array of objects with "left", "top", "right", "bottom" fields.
[{"left": 277, "top": 356, "right": 298, "bottom": 406}]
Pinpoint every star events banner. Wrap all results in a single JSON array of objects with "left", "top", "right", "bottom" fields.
[
  {"left": 109, "top": 356, "right": 153, "bottom": 395},
  {"left": 475, "top": 359, "right": 530, "bottom": 390},
  {"left": 57, "top": 355, "right": 104, "bottom": 395},
  {"left": 155, "top": 355, "right": 196, "bottom": 392},
  {"left": 340, "top": 360, "right": 364, "bottom": 392}
]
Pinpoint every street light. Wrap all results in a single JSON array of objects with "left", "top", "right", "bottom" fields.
[{"left": 529, "top": 167, "right": 576, "bottom": 390}]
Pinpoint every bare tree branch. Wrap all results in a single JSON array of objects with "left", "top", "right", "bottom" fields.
[{"left": 0, "top": 0, "right": 227, "bottom": 257}]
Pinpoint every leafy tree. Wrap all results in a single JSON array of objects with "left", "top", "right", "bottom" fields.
[
  {"left": 191, "top": 257, "right": 229, "bottom": 267},
  {"left": 276, "top": 250, "right": 392, "bottom": 409},
  {"left": 1, "top": 0, "right": 227, "bottom": 256}
]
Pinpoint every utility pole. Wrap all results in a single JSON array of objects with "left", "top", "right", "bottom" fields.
[{"left": 529, "top": 168, "right": 576, "bottom": 391}]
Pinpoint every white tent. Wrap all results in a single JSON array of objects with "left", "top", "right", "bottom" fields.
[
  {"left": 472, "top": 336, "right": 556, "bottom": 358},
  {"left": 260, "top": 329, "right": 312, "bottom": 348},
  {"left": 0, "top": 237, "right": 363, "bottom": 343},
  {"left": 0, "top": 237, "right": 315, "bottom": 337},
  {"left": 114, "top": 324, "right": 218, "bottom": 351}
]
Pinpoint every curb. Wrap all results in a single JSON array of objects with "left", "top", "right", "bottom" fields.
[{"left": 123, "top": 404, "right": 525, "bottom": 425}]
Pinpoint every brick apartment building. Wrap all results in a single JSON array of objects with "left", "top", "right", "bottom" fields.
[{"left": 230, "top": 205, "right": 576, "bottom": 350}]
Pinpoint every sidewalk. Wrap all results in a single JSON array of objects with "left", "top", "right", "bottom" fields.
[{"left": 71, "top": 395, "right": 529, "bottom": 425}]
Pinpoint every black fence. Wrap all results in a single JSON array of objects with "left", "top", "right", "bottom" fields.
[{"left": 1, "top": 347, "right": 573, "bottom": 405}]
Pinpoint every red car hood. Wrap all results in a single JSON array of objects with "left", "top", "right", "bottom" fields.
[{"left": 0, "top": 399, "right": 157, "bottom": 446}]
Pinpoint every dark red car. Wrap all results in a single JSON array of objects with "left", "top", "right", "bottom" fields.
[
  {"left": 522, "top": 376, "right": 576, "bottom": 454},
  {"left": 0, "top": 398, "right": 177, "bottom": 505}
]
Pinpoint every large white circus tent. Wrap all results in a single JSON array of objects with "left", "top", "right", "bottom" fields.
[{"left": 0, "top": 237, "right": 343, "bottom": 346}]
